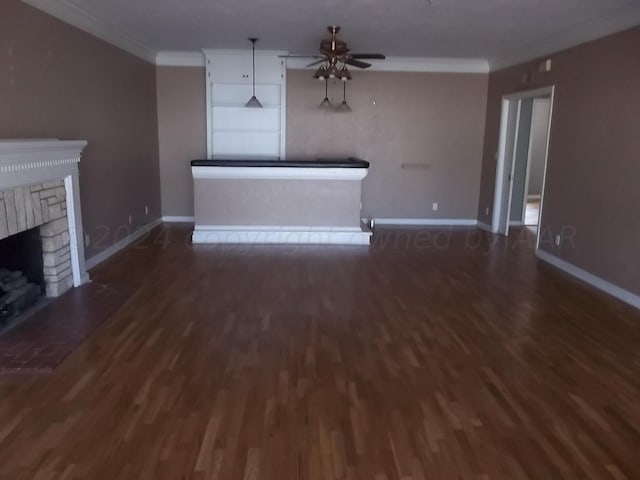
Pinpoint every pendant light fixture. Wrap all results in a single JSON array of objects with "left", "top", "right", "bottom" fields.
[
  {"left": 318, "top": 80, "right": 332, "bottom": 109},
  {"left": 337, "top": 81, "right": 352, "bottom": 113},
  {"left": 245, "top": 38, "right": 263, "bottom": 108}
]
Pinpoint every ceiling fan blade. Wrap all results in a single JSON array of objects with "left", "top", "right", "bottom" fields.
[
  {"left": 350, "top": 54, "right": 386, "bottom": 60},
  {"left": 345, "top": 59, "right": 372, "bottom": 69},
  {"left": 306, "top": 58, "right": 327, "bottom": 67}
]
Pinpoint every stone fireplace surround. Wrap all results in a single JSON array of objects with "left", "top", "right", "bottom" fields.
[{"left": 0, "top": 140, "right": 89, "bottom": 297}]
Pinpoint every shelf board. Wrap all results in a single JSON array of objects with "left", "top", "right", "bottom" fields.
[
  {"left": 212, "top": 129, "right": 282, "bottom": 134},
  {"left": 210, "top": 82, "right": 283, "bottom": 87}
]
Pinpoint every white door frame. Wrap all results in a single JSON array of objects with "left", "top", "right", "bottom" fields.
[{"left": 491, "top": 86, "right": 555, "bottom": 248}]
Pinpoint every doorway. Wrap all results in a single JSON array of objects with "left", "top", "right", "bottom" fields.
[{"left": 491, "top": 86, "right": 554, "bottom": 247}]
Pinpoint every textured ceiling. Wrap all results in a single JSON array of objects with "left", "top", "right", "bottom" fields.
[{"left": 31, "top": 0, "right": 640, "bottom": 61}]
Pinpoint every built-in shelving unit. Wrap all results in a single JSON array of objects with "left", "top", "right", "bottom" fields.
[{"left": 204, "top": 50, "right": 287, "bottom": 159}]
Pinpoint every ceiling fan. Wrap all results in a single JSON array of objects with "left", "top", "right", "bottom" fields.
[
  {"left": 288, "top": 26, "right": 386, "bottom": 80},
  {"left": 312, "top": 26, "right": 386, "bottom": 68}
]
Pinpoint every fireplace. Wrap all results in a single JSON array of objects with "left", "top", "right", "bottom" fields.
[{"left": 0, "top": 140, "right": 89, "bottom": 302}]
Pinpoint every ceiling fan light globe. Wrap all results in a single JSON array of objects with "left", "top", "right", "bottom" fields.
[
  {"left": 313, "top": 66, "right": 325, "bottom": 79},
  {"left": 338, "top": 65, "right": 352, "bottom": 81}
]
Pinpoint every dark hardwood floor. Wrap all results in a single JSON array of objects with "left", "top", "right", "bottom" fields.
[{"left": 0, "top": 225, "right": 638, "bottom": 479}]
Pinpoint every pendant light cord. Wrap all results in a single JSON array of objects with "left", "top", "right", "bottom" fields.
[{"left": 252, "top": 40, "right": 256, "bottom": 97}]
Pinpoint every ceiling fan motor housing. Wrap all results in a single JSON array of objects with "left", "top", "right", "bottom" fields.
[{"left": 321, "top": 26, "right": 348, "bottom": 56}]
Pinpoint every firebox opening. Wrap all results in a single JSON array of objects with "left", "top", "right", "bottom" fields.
[{"left": 0, "top": 227, "right": 45, "bottom": 322}]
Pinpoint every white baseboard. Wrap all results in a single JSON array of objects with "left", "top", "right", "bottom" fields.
[
  {"left": 373, "top": 218, "right": 478, "bottom": 227},
  {"left": 162, "top": 216, "right": 195, "bottom": 223},
  {"left": 536, "top": 249, "right": 640, "bottom": 310},
  {"left": 509, "top": 221, "right": 524, "bottom": 227},
  {"left": 192, "top": 226, "right": 371, "bottom": 245},
  {"left": 477, "top": 221, "right": 494, "bottom": 232},
  {"left": 85, "top": 218, "right": 162, "bottom": 270}
]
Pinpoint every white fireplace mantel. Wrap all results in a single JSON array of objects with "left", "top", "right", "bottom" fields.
[{"left": 0, "top": 139, "right": 89, "bottom": 288}]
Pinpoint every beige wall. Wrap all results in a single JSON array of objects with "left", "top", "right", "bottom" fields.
[
  {"left": 0, "top": 0, "right": 160, "bottom": 260},
  {"left": 287, "top": 70, "right": 488, "bottom": 220},
  {"left": 156, "top": 67, "right": 207, "bottom": 217},
  {"left": 477, "top": 26, "right": 640, "bottom": 295},
  {"left": 156, "top": 68, "right": 488, "bottom": 221}
]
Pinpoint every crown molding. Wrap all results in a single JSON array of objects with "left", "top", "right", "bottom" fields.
[
  {"left": 490, "top": 3, "right": 640, "bottom": 70},
  {"left": 156, "top": 52, "right": 489, "bottom": 73},
  {"left": 156, "top": 51, "right": 206, "bottom": 67},
  {"left": 285, "top": 56, "right": 490, "bottom": 74},
  {"left": 21, "top": 0, "right": 157, "bottom": 64},
  {"left": 202, "top": 49, "right": 290, "bottom": 58}
]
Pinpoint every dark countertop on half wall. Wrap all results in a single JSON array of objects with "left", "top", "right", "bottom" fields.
[{"left": 190, "top": 157, "right": 370, "bottom": 168}]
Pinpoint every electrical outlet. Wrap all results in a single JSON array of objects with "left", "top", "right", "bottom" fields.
[
  {"left": 485, "top": 207, "right": 489, "bottom": 216},
  {"left": 84, "top": 234, "right": 90, "bottom": 247},
  {"left": 555, "top": 234, "right": 561, "bottom": 247},
  {"left": 433, "top": 202, "right": 439, "bottom": 212},
  {"left": 129, "top": 214, "right": 133, "bottom": 225},
  {"left": 145, "top": 205, "right": 149, "bottom": 216}
]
